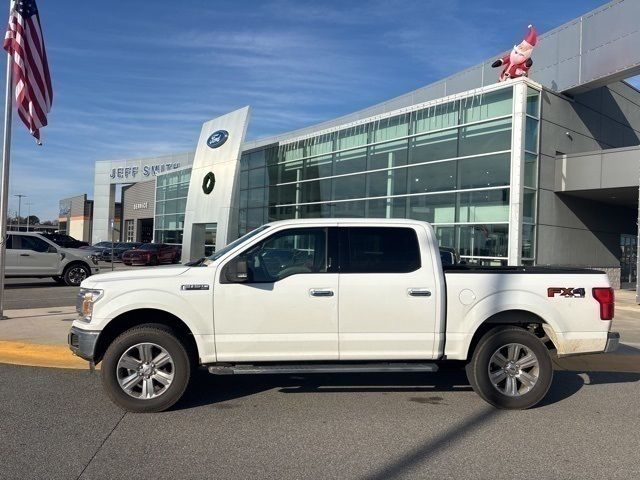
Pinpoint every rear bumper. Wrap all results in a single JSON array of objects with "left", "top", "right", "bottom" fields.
[
  {"left": 604, "top": 331, "right": 620, "bottom": 353},
  {"left": 68, "top": 326, "right": 100, "bottom": 361}
]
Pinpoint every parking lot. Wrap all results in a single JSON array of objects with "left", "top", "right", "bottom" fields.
[{"left": 2, "top": 262, "right": 135, "bottom": 309}]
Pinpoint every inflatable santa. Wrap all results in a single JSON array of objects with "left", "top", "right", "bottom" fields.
[{"left": 492, "top": 25, "right": 538, "bottom": 82}]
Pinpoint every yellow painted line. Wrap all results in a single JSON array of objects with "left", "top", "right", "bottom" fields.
[{"left": 0, "top": 340, "right": 97, "bottom": 370}]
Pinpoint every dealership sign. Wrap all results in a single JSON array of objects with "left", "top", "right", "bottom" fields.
[
  {"left": 206, "top": 130, "right": 229, "bottom": 149},
  {"left": 109, "top": 162, "right": 181, "bottom": 180}
]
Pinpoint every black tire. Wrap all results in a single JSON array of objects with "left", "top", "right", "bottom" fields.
[
  {"left": 466, "top": 326, "right": 553, "bottom": 410},
  {"left": 63, "top": 263, "right": 90, "bottom": 286},
  {"left": 101, "top": 324, "right": 192, "bottom": 413},
  {"left": 150, "top": 255, "right": 158, "bottom": 266},
  {"left": 51, "top": 275, "right": 65, "bottom": 284}
]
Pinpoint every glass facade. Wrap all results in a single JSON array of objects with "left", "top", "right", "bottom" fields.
[
  {"left": 236, "top": 85, "right": 527, "bottom": 264},
  {"left": 154, "top": 168, "right": 191, "bottom": 245},
  {"left": 523, "top": 87, "right": 540, "bottom": 261}
]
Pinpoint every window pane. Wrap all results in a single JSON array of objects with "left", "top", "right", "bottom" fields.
[
  {"left": 247, "top": 208, "right": 264, "bottom": 229},
  {"left": 523, "top": 189, "right": 536, "bottom": 223},
  {"left": 459, "top": 118, "right": 511, "bottom": 157},
  {"left": 248, "top": 167, "right": 266, "bottom": 189},
  {"left": 461, "top": 88, "right": 513, "bottom": 123},
  {"left": 305, "top": 154, "right": 333, "bottom": 180},
  {"left": 282, "top": 142, "right": 304, "bottom": 162},
  {"left": 414, "top": 101, "right": 459, "bottom": 134},
  {"left": 247, "top": 150, "right": 266, "bottom": 170},
  {"left": 458, "top": 224, "right": 508, "bottom": 258},
  {"left": 271, "top": 183, "right": 297, "bottom": 206},
  {"left": 338, "top": 125, "right": 368, "bottom": 150},
  {"left": 368, "top": 140, "right": 408, "bottom": 170},
  {"left": 245, "top": 228, "right": 327, "bottom": 282},
  {"left": 307, "top": 133, "right": 334, "bottom": 157},
  {"left": 458, "top": 189, "right": 510, "bottom": 223},
  {"left": 239, "top": 190, "right": 248, "bottom": 210},
  {"left": 300, "top": 203, "right": 331, "bottom": 218},
  {"left": 332, "top": 174, "right": 365, "bottom": 201},
  {"left": 525, "top": 117, "right": 539, "bottom": 153},
  {"left": 20, "top": 236, "right": 49, "bottom": 252},
  {"left": 410, "top": 129, "right": 458, "bottom": 164},
  {"left": 522, "top": 224, "right": 535, "bottom": 259},
  {"left": 526, "top": 88, "right": 540, "bottom": 117},
  {"left": 268, "top": 205, "right": 296, "bottom": 222},
  {"left": 334, "top": 148, "right": 366, "bottom": 175},
  {"left": 366, "top": 198, "right": 406, "bottom": 218},
  {"left": 278, "top": 160, "right": 303, "bottom": 184},
  {"left": 332, "top": 200, "right": 365, "bottom": 218},
  {"left": 367, "top": 168, "right": 407, "bottom": 197},
  {"left": 434, "top": 226, "right": 455, "bottom": 248},
  {"left": 524, "top": 153, "right": 537, "bottom": 188},
  {"left": 408, "top": 193, "right": 455, "bottom": 223},
  {"left": 373, "top": 114, "right": 409, "bottom": 142},
  {"left": 343, "top": 227, "right": 421, "bottom": 273},
  {"left": 302, "top": 179, "right": 332, "bottom": 203},
  {"left": 248, "top": 188, "right": 265, "bottom": 207},
  {"left": 239, "top": 170, "right": 249, "bottom": 190},
  {"left": 408, "top": 161, "right": 456, "bottom": 194},
  {"left": 458, "top": 153, "right": 510, "bottom": 189}
]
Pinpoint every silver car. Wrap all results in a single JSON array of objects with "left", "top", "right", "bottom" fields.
[{"left": 4, "top": 231, "right": 100, "bottom": 286}]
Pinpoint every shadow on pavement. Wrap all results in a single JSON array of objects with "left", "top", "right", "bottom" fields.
[{"left": 175, "top": 364, "right": 639, "bottom": 412}]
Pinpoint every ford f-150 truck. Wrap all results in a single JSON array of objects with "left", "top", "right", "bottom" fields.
[{"left": 69, "top": 219, "right": 619, "bottom": 412}]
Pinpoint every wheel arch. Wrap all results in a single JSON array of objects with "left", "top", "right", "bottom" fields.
[
  {"left": 466, "top": 309, "right": 556, "bottom": 360},
  {"left": 93, "top": 308, "right": 199, "bottom": 364}
]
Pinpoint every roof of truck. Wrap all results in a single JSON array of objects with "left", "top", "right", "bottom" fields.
[{"left": 263, "top": 218, "right": 431, "bottom": 227}]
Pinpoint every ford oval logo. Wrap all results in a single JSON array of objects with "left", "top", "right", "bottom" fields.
[{"left": 207, "top": 130, "right": 229, "bottom": 149}]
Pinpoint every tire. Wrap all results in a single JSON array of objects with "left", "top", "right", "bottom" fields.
[
  {"left": 101, "top": 325, "right": 192, "bottom": 413},
  {"left": 63, "top": 263, "right": 90, "bottom": 286},
  {"left": 51, "top": 276, "right": 65, "bottom": 284},
  {"left": 466, "top": 326, "right": 553, "bottom": 410},
  {"left": 150, "top": 255, "right": 158, "bottom": 266}
]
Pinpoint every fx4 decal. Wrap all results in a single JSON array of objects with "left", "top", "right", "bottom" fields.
[{"left": 547, "top": 287, "right": 586, "bottom": 298}]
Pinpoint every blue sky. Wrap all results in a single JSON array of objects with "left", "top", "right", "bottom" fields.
[{"left": 1, "top": 0, "right": 637, "bottom": 221}]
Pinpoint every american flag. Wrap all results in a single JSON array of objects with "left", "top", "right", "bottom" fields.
[{"left": 3, "top": 0, "right": 52, "bottom": 144}]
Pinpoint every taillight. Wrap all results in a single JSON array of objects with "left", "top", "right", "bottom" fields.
[{"left": 592, "top": 287, "right": 614, "bottom": 320}]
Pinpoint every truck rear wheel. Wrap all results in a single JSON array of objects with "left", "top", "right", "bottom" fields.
[
  {"left": 101, "top": 325, "right": 191, "bottom": 413},
  {"left": 466, "top": 326, "right": 553, "bottom": 410}
]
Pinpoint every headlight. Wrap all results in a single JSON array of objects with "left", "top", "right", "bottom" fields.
[
  {"left": 89, "top": 255, "right": 99, "bottom": 265},
  {"left": 76, "top": 288, "right": 103, "bottom": 322}
]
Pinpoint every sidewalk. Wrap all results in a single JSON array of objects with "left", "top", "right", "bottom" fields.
[{"left": 0, "top": 292, "right": 638, "bottom": 370}]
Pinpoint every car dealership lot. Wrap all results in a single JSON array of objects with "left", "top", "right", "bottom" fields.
[{"left": 1, "top": 363, "right": 640, "bottom": 480}]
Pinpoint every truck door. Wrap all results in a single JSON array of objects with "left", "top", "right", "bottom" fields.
[
  {"left": 15, "top": 234, "right": 60, "bottom": 276},
  {"left": 338, "top": 226, "right": 438, "bottom": 360},
  {"left": 213, "top": 227, "right": 339, "bottom": 361}
]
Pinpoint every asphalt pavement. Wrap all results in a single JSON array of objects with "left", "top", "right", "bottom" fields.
[{"left": 1, "top": 363, "right": 639, "bottom": 480}]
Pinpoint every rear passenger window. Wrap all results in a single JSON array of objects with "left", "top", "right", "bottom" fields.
[{"left": 343, "top": 227, "right": 421, "bottom": 273}]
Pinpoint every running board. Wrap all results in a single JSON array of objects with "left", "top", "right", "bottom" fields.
[{"left": 207, "top": 362, "right": 439, "bottom": 375}]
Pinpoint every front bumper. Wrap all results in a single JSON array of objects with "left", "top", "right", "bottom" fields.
[
  {"left": 68, "top": 326, "right": 100, "bottom": 361},
  {"left": 604, "top": 331, "right": 620, "bottom": 353}
]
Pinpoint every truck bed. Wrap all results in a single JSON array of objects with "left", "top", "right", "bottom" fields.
[{"left": 443, "top": 265, "right": 604, "bottom": 275}]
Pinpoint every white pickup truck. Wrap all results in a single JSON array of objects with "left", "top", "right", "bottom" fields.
[{"left": 69, "top": 219, "right": 618, "bottom": 412}]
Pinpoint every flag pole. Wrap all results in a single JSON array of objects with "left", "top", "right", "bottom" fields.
[{"left": 0, "top": 0, "right": 13, "bottom": 320}]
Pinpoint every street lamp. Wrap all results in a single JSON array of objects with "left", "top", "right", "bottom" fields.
[
  {"left": 25, "top": 201, "right": 32, "bottom": 232},
  {"left": 13, "top": 194, "right": 26, "bottom": 231}
]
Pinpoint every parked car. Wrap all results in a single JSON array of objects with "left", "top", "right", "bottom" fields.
[
  {"left": 5, "top": 231, "right": 99, "bottom": 286},
  {"left": 69, "top": 219, "right": 618, "bottom": 413},
  {"left": 79, "top": 241, "right": 113, "bottom": 256},
  {"left": 101, "top": 242, "right": 143, "bottom": 262},
  {"left": 121, "top": 243, "right": 181, "bottom": 266},
  {"left": 40, "top": 232, "right": 89, "bottom": 249}
]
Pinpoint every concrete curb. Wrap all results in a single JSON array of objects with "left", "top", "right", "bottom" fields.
[{"left": 0, "top": 340, "right": 94, "bottom": 370}]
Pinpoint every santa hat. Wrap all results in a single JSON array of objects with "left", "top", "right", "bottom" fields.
[{"left": 523, "top": 25, "right": 538, "bottom": 47}]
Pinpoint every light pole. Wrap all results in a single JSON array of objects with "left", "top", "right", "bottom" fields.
[{"left": 13, "top": 193, "right": 25, "bottom": 231}]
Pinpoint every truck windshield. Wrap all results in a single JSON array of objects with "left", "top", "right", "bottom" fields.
[{"left": 202, "top": 225, "right": 270, "bottom": 265}]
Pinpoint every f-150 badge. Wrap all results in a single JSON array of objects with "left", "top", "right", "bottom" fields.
[{"left": 547, "top": 287, "right": 585, "bottom": 298}]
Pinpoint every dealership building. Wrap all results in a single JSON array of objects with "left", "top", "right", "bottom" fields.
[{"left": 59, "top": 0, "right": 640, "bottom": 289}]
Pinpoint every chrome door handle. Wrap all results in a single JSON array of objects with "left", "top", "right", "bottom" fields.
[
  {"left": 408, "top": 288, "right": 431, "bottom": 297},
  {"left": 310, "top": 289, "right": 334, "bottom": 297}
]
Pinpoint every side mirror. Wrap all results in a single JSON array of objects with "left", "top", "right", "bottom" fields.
[
  {"left": 225, "top": 256, "right": 249, "bottom": 283},
  {"left": 47, "top": 245, "right": 58, "bottom": 254}
]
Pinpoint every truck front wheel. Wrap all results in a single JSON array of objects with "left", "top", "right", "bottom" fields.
[
  {"left": 101, "top": 325, "right": 192, "bottom": 413},
  {"left": 466, "top": 326, "right": 553, "bottom": 410}
]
